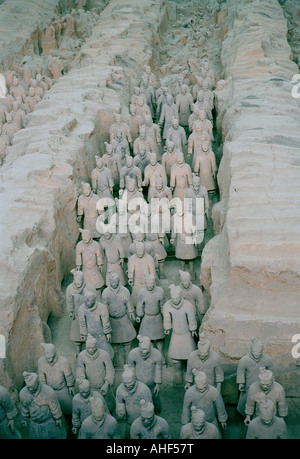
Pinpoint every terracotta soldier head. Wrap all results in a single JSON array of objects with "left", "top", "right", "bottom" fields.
[
  {"left": 85, "top": 336, "right": 98, "bottom": 356},
  {"left": 137, "top": 334, "right": 152, "bottom": 360},
  {"left": 149, "top": 152, "right": 157, "bottom": 166},
  {"left": 179, "top": 270, "right": 191, "bottom": 288},
  {"left": 140, "top": 399, "right": 155, "bottom": 428},
  {"left": 258, "top": 395, "right": 276, "bottom": 426},
  {"left": 122, "top": 364, "right": 137, "bottom": 393},
  {"left": 258, "top": 367, "right": 274, "bottom": 393},
  {"left": 23, "top": 371, "right": 40, "bottom": 394},
  {"left": 190, "top": 406, "right": 206, "bottom": 433},
  {"left": 84, "top": 291, "right": 97, "bottom": 309},
  {"left": 82, "top": 182, "right": 92, "bottom": 197},
  {"left": 104, "top": 142, "right": 113, "bottom": 155},
  {"left": 197, "top": 333, "right": 211, "bottom": 361},
  {"left": 193, "top": 369, "right": 208, "bottom": 393},
  {"left": 144, "top": 273, "right": 156, "bottom": 292},
  {"left": 250, "top": 337, "right": 263, "bottom": 361},
  {"left": 136, "top": 241, "right": 146, "bottom": 259},
  {"left": 90, "top": 396, "right": 106, "bottom": 422},
  {"left": 79, "top": 228, "right": 92, "bottom": 244},
  {"left": 95, "top": 155, "right": 104, "bottom": 170},
  {"left": 172, "top": 117, "right": 179, "bottom": 130},
  {"left": 41, "top": 343, "right": 57, "bottom": 364},
  {"left": 71, "top": 268, "right": 84, "bottom": 288},
  {"left": 77, "top": 378, "right": 91, "bottom": 399},
  {"left": 108, "top": 270, "right": 120, "bottom": 289},
  {"left": 169, "top": 284, "right": 182, "bottom": 307}
]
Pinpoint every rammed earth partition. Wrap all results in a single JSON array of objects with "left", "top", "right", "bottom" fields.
[{"left": 200, "top": 0, "right": 300, "bottom": 413}]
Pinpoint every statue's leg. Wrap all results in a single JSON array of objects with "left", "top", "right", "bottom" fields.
[
  {"left": 189, "top": 260, "right": 195, "bottom": 281},
  {"left": 155, "top": 339, "right": 166, "bottom": 365},
  {"left": 123, "top": 342, "right": 132, "bottom": 364},
  {"left": 172, "top": 359, "right": 183, "bottom": 385},
  {"left": 159, "top": 260, "right": 165, "bottom": 279}
]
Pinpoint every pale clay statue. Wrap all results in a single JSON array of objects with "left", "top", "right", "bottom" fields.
[
  {"left": 170, "top": 151, "right": 193, "bottom": 201},
  {"left": 101, "top": 271, "right": 136, "bottom": 367},
  {"left": 166, "top": 117, "right": 187, "bottom": 154},
  {"left": 180, "top": 406, "right": 220, "bottom": 439},
  {"left": 159, "top": 94, "right": 179, "bottom": 140},
  {"left": 100, "top": 230, "right": 126, "bottom": 286},
  {"left": 0, "top": 385, "right": 21, "bottom": 439},
  {"left": 163, "top": 284, "right": 197, "bottom": 384},
  {"left": 66, "top": 269, "right": 97, "bottom": 356},
  {"left": 194, "top": 141, "right": 217, "bottom": 192},
  {"left": 246, "top": 395, "right": 289, "bottom": 439},
  {"left": 78, "top": 396, "right": 121, "bottom": 439},
  {"left": 116, "top": 364, "right": 152, "bottom": 437},
  {"left": 181, "top": 369, "right": 227, "bottom": 438},
  {"left": 128, "top": 334, "right": 163, "bottom": 414},
  {"left": 75, "top": 228, "right": 105, "bottom": 289},
  {"left": 127, "top": 241, "right": 156, "bottom": 308},
  {"left": 237, "top": 337, "right": 274, "bottom": 416},
  {"left": 124, "top": 104, "right": 144, "bottom": 143},
  {"left": 179, "top": 271, "right": 205, "bottom": 329},
  {"left": 185, "top": 332, "right": 224, "bottom": 392},
  {"left": 77, "top": 291, "right": 114, "bottom": 359},
  {"left": 71, "top": 378, "right": 109, "bottom": 436},
  {"left": 77, "top": 182, "right": 101, "bottom": 239},
  {"left": 20, "top": 371, "right": 67, "bottom": 439},
  {"left": 76, "top": 335, "right": 115, "bottom": 413},
  {"left": 130, "top": 399, "right": 171, "bottom": 440},
  {"left": 38, "top": 343, "right": 75, "bottom": 415},
  {"left": 91, "top": 156, "right": 114, "bottom": 200},
  {"left": 244, "top": 367, "right": 288, "bottom": 426},
  {"left": 133, "top": 124, "right": 154, "bottom": 156},
  {"left": 176, "top": 84, "right": 194, "bottom": 128}
]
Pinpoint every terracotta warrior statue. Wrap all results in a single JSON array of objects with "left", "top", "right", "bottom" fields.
[
  {"left": 78, "top": 291, "right": 114, "bottom": 359},
  {"left": 142, "top": 152, "right": 167, "bottom": 201},
  {"left": 181, "top": 369, "right": 227, "bottom": 438},
  {"left": 142, "top": 114, "right": 162, "bottom": 161},
  {"left": 176, "top": 84, "right": 193, "bottom": 130},
  {"left": 163, "top": 284, "right": 197, "bottom": 385},
  {"left": 133, "top": 124, "right": 154, "bottom": 156},
  {"left": 170, "top": 151, "right": 193, "bottom": 202},
  {"left": 128, "top": 335, "right": 164, "bottom": 414},
  {"left": 77, "top": 182, "right": 101, "bottom": 239},
  {"left": 161, "top": 139, "right": 177, "bottom": 183},
  {"left": 185, "top": 174, "right": 209, "bottom": 234},
  {"left": 246, "top": 395, "right": 289, "bottom": 439},
  {"left": 0, "top": 123, "right": 9, "bottom": 166},
  {"left": 109, "top": 113, "right": 132, "bottom": 146},
  {"left": 111, "top": 129, "right": 130, "bottom": 166},
  {"left": 2, "top": 111, "right": 19, "bottom": 143},
  {"left": 237, "top": 337, "right": 274, "bottom": 417},
  {"left": 38, "top": 343, "right": 76, "bottom": 416},
  {"left": 139, "top": 74, "right": 156, "bottom": 119},
  {"left": 119, "top": 154, "right": 142, "bottom": 191},
  {"left": 20, "top": 371, "right": 67, "bottom": 439},
  {"left": 194, "top": 141, "right": 217, "bottom": 193},
  {"left": 78, "top": 396, "right": 121, "bottom": 439},
  {"left": 91, "top": 155, "right": 114, "bottom": 200},
  {"left": 41, "top": 20, "right": 57, "bottom": 53},
  {"left": 135, "top": 95, "right": 152, "bottom": 121},
  {"left": 11, "top": 100, "right": 26, "bottom": 130},
  {"left": 102, "top": 142, "right": 122, "bottom": 190},
  {"left": 124, "top": 104, "right": 144, "bottom": 143},
  {"left": 115, "top": 364, "right": 152, "bottom": 438},
  {"left": 130, "top": 399, "right": 171, "bottom": 440},
  {"left": 99, "top": 230, "right": 126, "bottom": 286},
  {"left": 244, "top": 367, "right": 288, "bottom": 426},
  {"left": 133, "top": 145, "right": 151, "bottom": 176},
  {"left": 71, "top": 378, "right": 109, "bottom": 437},
  {"left": 76, "top": 335, "right": 115, "bottom": 413},
  {"left": 185, "top": 332, "right": 224, "bottom": 392},
  {"left": 75, "top": 228, "right": 105, "bottom": 290},
  {"left": 102, "top": 270, "right": 136, "bottom": 367},
  {"left": 170, "top": 203, "right": 198, "bottom": 280},
  {"left": 66, "top": 269, "right": 96, "bottom": 356},
  {"left": 187, "top": 120, "right": 211, "bottom": 169},
  {"left": 166, "top": 117, "right": 187, "bottom": 155},
  {"left": 178, "top": 270, "right": 205, "bottom": 329},
  {"left": 158, "top": 94, "right": 178, "bottom": 140},
  {"left": 127, "top": 241, "right": 156, "bottom": 308},
  {"left": 180, "top": 406, "right": 220, "bottom": 439},
  {"left": 0, "top": 385, "right": 21, "bottom": 439}
]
